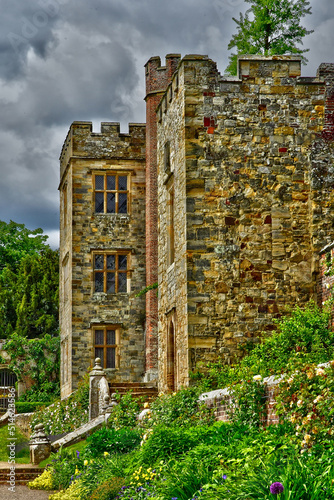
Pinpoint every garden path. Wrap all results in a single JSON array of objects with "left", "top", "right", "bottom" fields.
[{"left": 0, "top": 484, "right": 55, "bottom": 499}]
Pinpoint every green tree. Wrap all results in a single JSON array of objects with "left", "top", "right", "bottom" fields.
[
  {"left": 0, "top": 248, "right": 59, "bottom": 339},
  {"left": 0, "top": 219, "right": 49, "bottom": 272},
  {"left": 226, "top": 0, "right": 314, "bottom": 75}
]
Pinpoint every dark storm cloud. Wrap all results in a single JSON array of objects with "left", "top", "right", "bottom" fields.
[
  {"left": 1, "top": 0, "right": 60, "bottom": 79},
  {"left": 0, "top": 0, "right": 333, "bottom": 248}
]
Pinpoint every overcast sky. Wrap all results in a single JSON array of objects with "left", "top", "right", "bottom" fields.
[{"left": 1, "top": 0, "right": 333, "bottom": 249}]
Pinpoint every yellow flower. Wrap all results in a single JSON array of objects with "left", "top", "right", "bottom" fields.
[
  {"left": 144, "top": 402, "right": 150, "bottom": 409},
  {"left": 84, "top": 460, "right": 88, "bottom": 466},
  {"left": 103, "top": 451, "right": 109, "bottom": 457},
  {"left": 253, "top": 375, "right": 262, "bottom": 381}
]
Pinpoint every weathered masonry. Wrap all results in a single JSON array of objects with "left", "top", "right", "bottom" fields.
[
  {"left": 59, "top": 122, "right": 146, "bottom": 397},
  {"left": 59, "top": 55, "right": 334, "bottom": 397},
  {"left": 156, "top": 55, "right": 334, "bottom": 392}
]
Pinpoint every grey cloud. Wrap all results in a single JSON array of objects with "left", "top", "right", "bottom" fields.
[{"left": 0, "top": 0, "right": 333, "bottom": 247}]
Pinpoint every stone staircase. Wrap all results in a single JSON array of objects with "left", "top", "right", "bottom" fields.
[
  {"left": 0, "top": 466, "right": 44, "bottom": 485},
  {"left": 109, "top": 382, "right": 158, "bottom": 402}
]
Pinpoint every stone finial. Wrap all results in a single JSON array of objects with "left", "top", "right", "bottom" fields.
[{"left": 90, "top": 357, "right": 105, "bottom": 377}]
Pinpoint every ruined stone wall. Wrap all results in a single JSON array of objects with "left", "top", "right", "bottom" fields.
[
  {"left": 59, "top": 122, "right": 146, "bottom": 397},
  {"left": 157, "top": 55, "right": 334, "bottom": 381}
]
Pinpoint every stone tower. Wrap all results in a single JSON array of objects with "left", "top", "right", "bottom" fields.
[{"left": 59, "top": 122, "right": 146, "bottom": 398}]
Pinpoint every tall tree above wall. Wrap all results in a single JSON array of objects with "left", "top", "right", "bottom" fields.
[{"left": 226, "top": 0, "right": 314, "bottom": 75}]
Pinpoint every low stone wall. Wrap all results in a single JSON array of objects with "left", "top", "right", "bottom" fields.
[{"left": 200, "top": 362, "right": 331, "bottom": 426}]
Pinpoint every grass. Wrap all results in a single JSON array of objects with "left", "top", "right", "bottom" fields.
[{"left": 0, "top": 423, "right": 31, "bottom": 464}]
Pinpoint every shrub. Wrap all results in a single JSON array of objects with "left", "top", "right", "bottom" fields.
[
  {"left": 108, "top": 391, "right": 141, "bottom": 428},
  {"left": 145, "top": 386, "right": 214, "bottom": 428},
  {"left": 276, "top": 359, "right": 334, "bottom": 450},
  {"left": 228, "top": 377, "right": 266, "bottom": 428},
  {"left": 31, "top": 375, "right": 89, "bottom": 434},
  {"left": 16, "top": 401, "right": 52, "bottom": 413},
  {"left": 85, "top": 427, "right": 142, "bottom": 457}
]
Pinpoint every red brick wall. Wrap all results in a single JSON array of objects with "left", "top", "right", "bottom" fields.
[{"left": 144, "top": 54, "right": 180, "bottom": 373}]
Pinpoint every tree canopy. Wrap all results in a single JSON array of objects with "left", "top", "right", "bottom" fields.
[
  {"left": 0, "top": 219, "right": 49, "bottom": 272},
  {"left": 0, "top": 248, "right": 59, "bottom": 339},
  {"left": 226, "top": 0, "right": 314, "bottom": 75}
]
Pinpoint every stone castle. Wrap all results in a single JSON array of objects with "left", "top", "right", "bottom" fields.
[{"left": 59, "top": 54, "right": 334, "bottom": 399}]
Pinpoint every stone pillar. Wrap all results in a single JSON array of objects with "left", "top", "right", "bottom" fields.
[
  {"left": 29, "top": 424, "right": 51, "bottom": 465},
  {"left": 89, "top": 358, "right": 106, "bottom": 420}
]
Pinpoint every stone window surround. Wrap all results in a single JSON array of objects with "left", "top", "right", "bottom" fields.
[
  {"left": 92, "top": 324, "right": 121, "bottom": 370},
  {"left": 92, "top": 251, "right": 131, "bottom": 295},
  {"left": 93, "top": 171, "right": 130, "bottom": 215}
]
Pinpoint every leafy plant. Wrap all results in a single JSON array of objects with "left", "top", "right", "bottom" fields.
[
  {"left": 108, "top": 391, "right": 141, "bottom": 428},
  {"left": 145, "top": 386, "right": 214, "bottom": 428},
  {"left": 276, "top": 360, "right": 334, "bottom": 450},
  {"left": 85, "top": 427, "right": 142, "bottom": 457},
  {"left": 31, "top": 375, "right": 89, "bottom": 434},
  {"left": 229, "top": 377, "right": 266, "bottom": 428}
]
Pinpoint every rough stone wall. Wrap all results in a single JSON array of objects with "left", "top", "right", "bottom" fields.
[
  {"left": 157, "top": 55, "right": 334, "bottom": 384},
  {"left": 144, "top": 55, "right": 181, "bottom": 381},
  {"left": 157, "top": 60, "right": 189, "bottom": 391},
  {"left": 59, "top": 122, "right": 146, "bottom": 397}
]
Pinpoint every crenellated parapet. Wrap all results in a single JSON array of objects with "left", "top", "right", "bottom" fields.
[
  {"left": 60, "top": 121, "right": 146, "bottom": 182},
  {"left": 145, "top": 54, "right": 181, "bottom": 98}
]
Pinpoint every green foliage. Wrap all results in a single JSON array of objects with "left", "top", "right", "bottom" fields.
[
  {"left": 135, "top": 282, "right": 158, "bottom": 297},
  {"left": 15, "top": 401, "right": 52, "bottom": 413},
  {"left": 0, "top": 248, "right": 59, "bottom": 339},
  {"left": 193, "top": 302, "right": 334, "bottom": 392},
  {"left": 4, "top": 332, "right": 60, "bottom": 399},
  {"left": 229, "top": 378, "right": 266, "bottom": 428},
  {"left": 226, "top": 0, "right": 314, "bottom": 75},
  {"left": 0, "top": 219, "right": 49, "bottom": 272},
  {"left": 139, "top": 425, "right": 201, "bottom": 464},
  {"left": 85, "top": 427, "right": 142, "bottom": 457},
  {"left": 31, "top": 376, "right": 89, "bottom": 434},
  {"left": 108, "top": 392, "right": 141, "bottom": 428},
  {"left": 145, "top": 386, "right": 214, "bottom": 428},
  {"left": 242, "top": 302, "right": 334, "bottom": 374}
]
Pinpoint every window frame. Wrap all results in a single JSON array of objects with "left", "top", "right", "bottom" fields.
[
  {"left": 93, "top": 325, "right": 120, "bottom": 370},
  {"left": 93, "top": 172, "right": 129, "bottom": 215},
  {"left": 92, "top": 251, "right": 130, "bottom": 294}
]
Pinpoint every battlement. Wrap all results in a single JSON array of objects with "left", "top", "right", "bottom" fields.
[
  {"left": 60, "top": 121, "right": 146, "bottom": 179},
  {"left": 145, "top": 54, "right": 181, "bottom": 97},
  {"left": 237, "top": 55, "right": 302, "bottom": 80}
]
